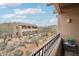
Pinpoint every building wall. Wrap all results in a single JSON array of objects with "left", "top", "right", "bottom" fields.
[
  {"left": 0, "top": 23, "right": 38, "bottom": 37},
  {"left": 58, "top": 4, "right": 79, "bottom": 44}
]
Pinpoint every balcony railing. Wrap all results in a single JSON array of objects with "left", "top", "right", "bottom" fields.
[{"left": 31, "top": 33, "right": 60, "bottom": 56}]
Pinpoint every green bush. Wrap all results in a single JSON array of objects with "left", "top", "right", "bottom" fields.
[{"left": 31, "top": 36, "right": 39, "bottom": 47}]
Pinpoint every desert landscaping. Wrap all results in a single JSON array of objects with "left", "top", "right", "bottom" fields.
[{"left": 0, "top": 24, "right": 57, "bottom": 56}]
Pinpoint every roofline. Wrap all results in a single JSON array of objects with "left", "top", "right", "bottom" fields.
[{"left": 47, "top": 3, "right": 62, "bottom": 14}]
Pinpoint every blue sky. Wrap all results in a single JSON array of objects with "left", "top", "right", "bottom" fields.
[{"left": 0, "top": 3, "right": 57, "bottom": 26}]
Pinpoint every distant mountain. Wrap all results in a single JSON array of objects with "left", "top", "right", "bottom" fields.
[
  {"left": 0, "top": 22, "right": 37, "bottom": 27},
  {"left": 38, "top": 25, "right": 57, "bottom": 28},
  {"left": 38, "top": 25, "right": 57, "bottom": 32},
  {"left": 47, "top": 25, "right": 57, "bottom": 29}
]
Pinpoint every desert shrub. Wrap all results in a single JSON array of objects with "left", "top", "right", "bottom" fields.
[
  {"left": 0, "top": 42, "right": 6, "bottom": 51},
  {"left": 25, "top": 51, "right": 31, "bottom": 56},
  {"left": 5, "top": 44, "right": 16, "bottom": 52},
  {"left": 31, "top": 36, "right": 39, "bottom": 47},
  {"left": 12, "top": 48, "right": 23, "bottom": 56}
]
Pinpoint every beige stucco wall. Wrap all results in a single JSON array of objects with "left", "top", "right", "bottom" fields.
[{"left": 58, "top": 4, "right": 79, "bottom": 44}]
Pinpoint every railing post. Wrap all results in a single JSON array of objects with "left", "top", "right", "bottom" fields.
[
  {"left": 41, "top": 48, "right": 44, "bottom": 56},
  {"left": 39, "top": 51, "right": 40, "bottom": 56},
  {"left": 44, "top": 46, "right": 47, "bottom": 53}
]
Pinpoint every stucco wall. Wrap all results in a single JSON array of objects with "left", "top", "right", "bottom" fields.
[{"left": 58, "top": 4, "right": 79, "bottom": 44}]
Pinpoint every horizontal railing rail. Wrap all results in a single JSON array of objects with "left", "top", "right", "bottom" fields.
[{"left": 31, "top": 33, "right": 60, "bottom": 56}]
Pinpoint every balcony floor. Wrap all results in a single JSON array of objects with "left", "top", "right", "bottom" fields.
[
  {"left": 65, "top": 51, "right": 78, "bottom": 56},
  {"left": 64, "top": 47, "right": 79, "bottom": 56}
]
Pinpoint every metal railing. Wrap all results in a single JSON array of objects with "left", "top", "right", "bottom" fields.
[{"left": 31, "top": 33, "right": 60, "bottom": 56}]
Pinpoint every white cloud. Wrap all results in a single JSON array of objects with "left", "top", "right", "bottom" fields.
[
  {"left": 14, "top": 9, "right": 24, "bottom": 14},
  {"left": 9, "top": 19, "right": 31, "bottom": 23},
  {"left": 25, "top": 8, "right": 44, "bottom": 14},
  {"left": 5, "top": 3, "right": 21, "bottom": 6},
  {"left": 14, "top": 8, "right": 45, "bottom": 14},
  {"left": 2, "top": 13, "right": 26, "bottom": 19},
  {"left": 0, "top": 6, "right": 6, "bottom": 8},
  {"left": 0, "top": 3, "right": 21, "bottom": 6},
  {"left": 49, "top": 18, "right": 58, "bottom": 25},
  {"left": 0, "top": 3, "right": 5, "bottom": 5},
  {"left": 10, "top": 19, "right": 23, "bottom": 22},
  {"left": 2, "top": 14, "right": 15, "bottom": 18},
  {"left": 0, "top": 3, "right": 21, "bottom": 8},
  {"left": 15, "top": 15, "right": 26, "bottom": 18}
]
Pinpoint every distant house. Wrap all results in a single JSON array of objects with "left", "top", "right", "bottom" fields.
[{"left": 0, "top": 22, "right": 38, "bottom": 37}]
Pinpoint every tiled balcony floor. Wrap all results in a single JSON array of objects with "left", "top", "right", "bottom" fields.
[
  {"left": 65, "top": 51, "right": 78, "bottom": 56},
  {"left": 64, "top": 48, "right": 79, "bottom": 56}
]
